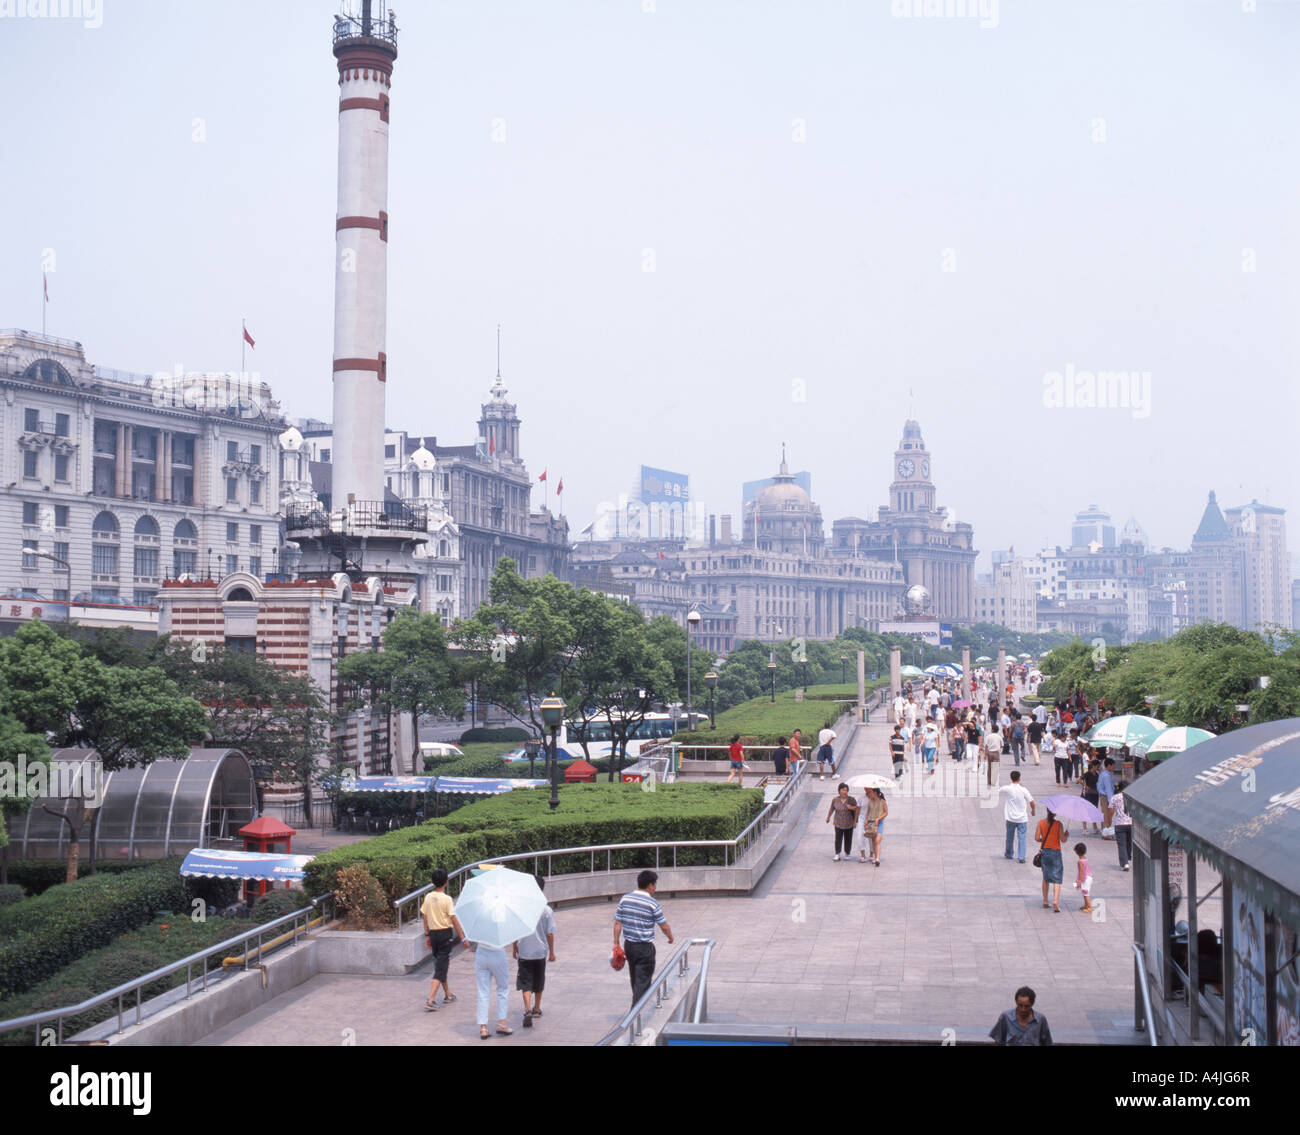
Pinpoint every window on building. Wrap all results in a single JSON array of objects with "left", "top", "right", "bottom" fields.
[
  {"left": 23, "top": 451, "right": 38, "bottom": 478},
  {"left": 54, "top": 455, "right": 69, "bottom": 482},
  {"left": 22, "top": 502, "right": 38, "bottom": 525},
  {"left": 227, "top": 555, "right": 239, "bottom": 574},
  {"left": 385, "top": 444, "right": 396, "bottom": 459},
  {"left": 92, "top": 544, "right": 119, "bottom": 575},
  {"left": 225, "top": 636, "right": 256, "bottom": 654},
  {"left": 249, "top": 555, "right": 262, "bottom": 578},
  {"left": 250, "top": 524, "right": 262, "bottom": 545},
  {"left": 173, "top": 549, "right": 197, "bottom": 576},
  {"left": 54, "top": 413, "right": 69, "bottom": 437},
  {"left": 91, "top": 588, "right": 119, "bottom": 604},
  {"left": 226, "top": 523, "right": 238, "bottom": 543},
  {"left": 249, "top": 480, "right": 261, "bottom": 505},
  {"left": 250, "top": 444, "right": 261, "bottom": 465},
  {"left": 54, "top": 542, "right": 69, "bottom": 564},
  {"left": 134, "top": 547, "right": 159, "bottom": 577},
  {"left": 133, "top": 590, "right": 157, "bottom": 607},
  {"left": 321, "top": 448, "right": 331, "bottom": 462},
  {"left": 55, "top": 505, "right": 69, "bottom": 528},
  {"left": 226, "top": 478, "right": 238, "bottom": 502},
  {"left": 227, "top": 441, "right": 238, "bottom": 462},
  {"left": 21, "top": 548, "right": 37, "bottom": 570}
]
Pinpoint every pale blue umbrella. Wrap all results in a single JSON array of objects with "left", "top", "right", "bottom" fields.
[
  {"left": 454, "top": 866, "right": 547, "bottom": 949},
  {"left": 1137, "top": 726, "right": 1216, "bottom": 761}
]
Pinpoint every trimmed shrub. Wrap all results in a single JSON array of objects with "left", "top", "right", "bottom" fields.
[
  {"left": 333, "top": 866, "right": 390, "bottom": 929},
  {"left": 0, "top": 859, "right": 150, "bottom": 896},
  {"left": 305, "top": 782, "right": 765, "bottom": 919},
  {"left": 0, "top": 857, "right": 188, "bottom": 997},
  {"left": 0, "top": 885, "right": 24, "bottom": 908},
  {"left": 250, "top": 890, "right": 311, "bottom": 925},
  {"left": 186, "top": 875, "right": 242, "bottom": 914},
  {"left": 458, "top": 727, "right": 529, "bottom": 743}
]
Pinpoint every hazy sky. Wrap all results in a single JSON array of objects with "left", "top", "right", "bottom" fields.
[{"left": 3, "top": 0, "right": 1297, "bottom": 570}]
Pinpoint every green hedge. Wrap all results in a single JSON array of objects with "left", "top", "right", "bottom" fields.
[
  {"left": 0, "top": 859, "right": 152, "bottom": 897},
  {"left": 0, "top": 886, "right": 24, "bottom": 908},
  {"left": 672, "top": 685, "right": 875, "bottom": 747},
  {"left": 458, "top": 727, "right": 530, "bottom": 743},
  {"left": 0, "top": 858, "right": 190, "bottom": 998},
  {"left": 0, "top": 912, "right": 259, "bottom": 1043},
  {"left": 304, "top": 782, "right": 764, "bottom": 915}
]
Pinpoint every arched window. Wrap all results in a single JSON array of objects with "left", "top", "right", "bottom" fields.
[
  {"left": 174, "top": 519, "right": 198, "bottom": 541},
  {"left": 92, "top": 511, "right": 119, "bottom": 536},
  {"left": 134, "top": 515, "right": 159, "bottom": 537},
  {"left": 92, "top": 511, "right": 119, "bottom": 577},
  {"left": 226, "top": 587, "right": 255, "bottom": 602}
]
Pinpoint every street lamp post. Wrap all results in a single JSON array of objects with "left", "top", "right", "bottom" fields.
[
  {"left": 768, "top": 659, "right": 777, "bottom": 703},
  {"left": 540, "top": 695, "right": 565, "bottom": 811},
  {"left": 704, "top": 670, "right": 717, "bottom": 730},
  {"left": 686, "top": 608, "right": 701, "bottom": 731},
  {"left": 525, "top": 737, "right": 541, "bottom": 778},
  {"left": 22, "top": 546, "right": 72, "bottom": 621},
  {"left": 840, "top": 654, "right": 847, "bottom": 686}
]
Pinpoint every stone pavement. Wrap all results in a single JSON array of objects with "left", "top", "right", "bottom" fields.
[{"left": 199, "top": 703, "right": 1137, "bottom": 1045}]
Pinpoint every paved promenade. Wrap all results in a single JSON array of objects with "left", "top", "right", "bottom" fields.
[{"left": 199, "top": 707, "right": 1137, "bottom": 1046}]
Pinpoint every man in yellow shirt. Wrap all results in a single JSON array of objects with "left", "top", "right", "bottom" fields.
[{"left": 421, "top": 867, "right": 468, "bottom": 1010}]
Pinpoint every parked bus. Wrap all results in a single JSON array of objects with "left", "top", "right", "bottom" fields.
[{"left": 558, "top": 711, "right": 706, "bottom": 761}]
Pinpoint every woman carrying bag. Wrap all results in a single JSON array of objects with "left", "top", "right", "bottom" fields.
[{"left": 1034, "top": 807, "right": 1069, "bottom": 913}]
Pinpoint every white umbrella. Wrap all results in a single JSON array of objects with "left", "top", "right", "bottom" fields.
[
  {"left": 454, "top": 866, "right": 547, "bottom": 949},
  {"left": 845, "top": 773, "right": 893, "bottom": 790},
  {"left": 1137, "top": 726, "right": 1216, "bottom": 760}
]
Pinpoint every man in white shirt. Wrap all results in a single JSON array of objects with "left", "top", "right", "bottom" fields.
[
  {"left": 1034, "top": 703, "right": 1048, "bottom": 725},
  {"left": 893, "top": 693, "right": 906, "bottom": 724},
  {"left": 998, "top": 770, "right": 1036, "bottom": 862},
  {"left": 984, "top": 723, "right": 1003, "bottom": 787},
  {"left": 817, "top": 725, "right": 838, "bottom": 779}
]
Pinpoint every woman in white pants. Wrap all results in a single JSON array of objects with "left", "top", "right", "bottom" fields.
[{"left": 474, "top": 943, "right": 512, "bottom": 1038}]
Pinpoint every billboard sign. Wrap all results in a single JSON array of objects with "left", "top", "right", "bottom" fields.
[{"left": 640, "top": 466, "right": 690, "bottom": 505}]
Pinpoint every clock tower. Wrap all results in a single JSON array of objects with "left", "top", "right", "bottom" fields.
[{"left": 890, "top": 419, "right": 935, "bottom": 514}]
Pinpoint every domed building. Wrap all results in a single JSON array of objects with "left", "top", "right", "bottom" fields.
[{"left": 743, "top": 449, "right": 824, "bottom": 555}]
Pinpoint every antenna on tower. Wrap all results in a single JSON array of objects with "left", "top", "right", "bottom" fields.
[{"left": 496, "top": 323, "right": 501, "bottom": 378}]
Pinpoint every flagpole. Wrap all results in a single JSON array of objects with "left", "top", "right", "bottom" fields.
[{"left": 241, "top": 317, "right": 246, "bottom": 374}]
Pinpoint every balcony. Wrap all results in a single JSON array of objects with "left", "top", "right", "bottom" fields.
[{"left": 285, "top": 500, "right": 428, "bottom": 535}]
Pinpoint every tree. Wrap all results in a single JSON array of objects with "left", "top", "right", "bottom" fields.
[
  {"left": 161, "top": 643, "right": 331, "bottom": 827},
  {"left": 0, "top": 701, "right": 51, "bottom": 885},
  {"left": 0, "top": 622, "right": 206, "bottom": 882},
  {"left": 338, "top": 609, "right": 465, "bottom": 773}
]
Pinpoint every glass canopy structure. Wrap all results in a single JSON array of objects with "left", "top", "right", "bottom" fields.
[{"left": 13, "top": 748, "right": 257, "bottom": 861}]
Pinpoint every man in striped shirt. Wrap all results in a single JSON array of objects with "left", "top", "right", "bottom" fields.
[{"left": 613, "top": 870, "right": 675, "bottom": 1007}]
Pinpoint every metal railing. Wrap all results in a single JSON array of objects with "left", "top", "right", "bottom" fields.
[
  {"left": 0, "top": 895, "right": 334, "bottom": 1046},
  {"left": 285, "top": 500, "right": 427, "bottom": 533},
  {"left": 1132, "top": 943, "right": 1160, "bottom": 1046},
  {"left": 595, "top": 937, "right": 716, "bottom": 1046},
  {"left": 392, "top": 760, "right": 808, "bottom": 928}
]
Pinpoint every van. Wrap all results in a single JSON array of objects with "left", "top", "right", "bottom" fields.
[{"left": 419, "top": 742, "right": 465, "bottom": 760}]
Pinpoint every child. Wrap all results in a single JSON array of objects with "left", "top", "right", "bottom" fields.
[{"left": 1074, "top": 842, "right": 1093, "bottom": 914}]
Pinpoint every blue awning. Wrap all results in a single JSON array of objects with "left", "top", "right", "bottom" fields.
[
  {"left": 180, "top": 848, "right": 314, "bottom": 882},
  {"left": 434, "top": 777, "right": 548, "bottom": 795},
  {"left": 347, "top": 776, "right": 436, "bottom": 793}
]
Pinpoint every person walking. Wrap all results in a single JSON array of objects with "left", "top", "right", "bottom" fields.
[
  {"left": 1111, "top": 781, "right": 1133, "bottom": 871},
  {"left": 1027, "top": 714, "right": 1044, "bottom": 766},
  {"left": 772, "top": 736, "right": 790, "bottom": 778},
  {"left": 1097, "top": 757, "right": 1116, "bottom": 837},
  {"left": 826, "top": 782, "right": 860, "bottom": 860},
  {"left": 512, "top": 874, "right": 556, "bottom": 1028},
  {"left": 420, "top": 867, "right": 468, "bottom": 1011},
  {"left": 922, "top": 719, "right": 939, "bottom": 776},
  {"left": 474, "top": 941, "right": 512, "bottom": 1039},
  {"left": 1073, "top": 843, "right": 1094, "bottom": 914},
  {"left": 997, "top": 770, "right": 1035, "bottom": 863},
  {"left": 818, "top": 723, "right": 838, "bottom": 778},
  {"left": 1010, "top": 714, "right": 1025, "bottom": 767},
  {"left": 889, "top": 724, "right": 907, "bottom": 780},
  {"left": 984, "top": 719, "right": 1002, "bottom": 787},
  {"left": 989, "top": 986, "right": 1053, "bottom": 1046},
  {"left": 1052, "top": 731, "right": 1071, "bottom": 786},
  {"left": 725, "top": 733, "right": 745, "bottom": 785},
  {"left": 1035, "top": 807, "right": 1069, "bottom": 913},
  {"left": 789, "top": 728, "right": 804, "bottom": 774},
  {"left": 613, "top": 869, "right": 675, "bottom": 1008},
  {"left": 1080, "top": 760, "right": 1102, "bottom": 835},
  {"left": 860, "top": 786, "right": 888, "bottom": 866}
]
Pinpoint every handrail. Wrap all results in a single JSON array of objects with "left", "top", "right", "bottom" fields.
[
  {"left": 1132, "top": 942, "right": 1160, "bottom": 1046},
  {"left": 392, "top": 760, "right": 808, "bottom": 928},
  {"left": 595, "top": 937, "right": 715, "bottom": 1046},
  {"left": 691, "top": 939, "right": 716, "bottom": 1023},
  {"left": 0, "top": 894, "right": 334, "bottom": 1046}
]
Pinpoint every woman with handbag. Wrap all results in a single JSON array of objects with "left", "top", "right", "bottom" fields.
[
  {"left": 1034, "top": 808, "right": 1069, "bottom": 913},
  {"left": 859, "top": 787, "right": 889, "bottom": 866}
]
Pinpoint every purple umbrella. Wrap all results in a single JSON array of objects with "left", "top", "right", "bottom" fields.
[{"left": 1041, "top": 795, "right": 1103, "bottom": 823}]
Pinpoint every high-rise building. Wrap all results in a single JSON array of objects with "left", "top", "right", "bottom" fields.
[
  {"left": 1225, "top": 499, "right": 1290, "bottom": 631},
  {"left": 1187, "top": 491, "right": 1246, "bottom": 628}
]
